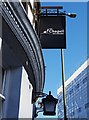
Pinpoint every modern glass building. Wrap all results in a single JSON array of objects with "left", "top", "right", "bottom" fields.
[{"left": 57, "top": 58, "right": 89, "bottom": 119}]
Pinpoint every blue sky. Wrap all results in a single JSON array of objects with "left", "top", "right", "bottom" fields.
[
  {"left": 39, "top": 0, "right": 88, "bottom": 2},
  {"left": 38, "top": 2, "right": 87, "bottom": 118}
]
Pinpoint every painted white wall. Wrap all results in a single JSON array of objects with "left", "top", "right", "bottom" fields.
[
  {"left": 30, "top": 0, "right": 34, "bottom": 8},
  {"left": 28, "top": 6, "right": 33, "bottom": 25},
  {"left": 19, "top": 67, "right": 33, "bottom": 118}
]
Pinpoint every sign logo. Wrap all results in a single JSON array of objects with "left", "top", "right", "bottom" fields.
[
  {"left": 42, "top": 28, "right": 64, "bottom": 35},
  {"left": 39, "top": 16, "right": 66, "bottom": 48}
]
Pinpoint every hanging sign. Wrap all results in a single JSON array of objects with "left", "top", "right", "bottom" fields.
[{"left": 39, "top": 16, "right": 66, "bottom": 49}]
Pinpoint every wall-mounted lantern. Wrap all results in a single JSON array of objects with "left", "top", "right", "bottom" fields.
[
  {"left": 42, "top": 91, "right": 58, "bottom": 115},
  {"left": 34, "top": 91, "right": 58, "bottom": 117}
]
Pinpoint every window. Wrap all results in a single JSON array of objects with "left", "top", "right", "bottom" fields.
[
  {"left": 0, "top": 67, "right": 5, "bottom": 119},
  {"left": 0, "top": 67, "right": 4, "bottom": 94},
  {"left": 69, "top": 89, "right": 73, "bottom": 95},
  {"left": 77, "top": 107, "right": 81, "bottom": 113},
  {"left": 83, "top": 77, "right": 87, "bottom": 84},
  {"left": 59, "top": 98, "right": 62, "bottom": 103},
  {"left": 71, "top": 111, "right": 75, "bottom": 117},
  {"left": 85, "top": 102, "right": 89, "bottom": 109},
  {"left": 75, "top": 83, "right": 79, "bottom": 89}
]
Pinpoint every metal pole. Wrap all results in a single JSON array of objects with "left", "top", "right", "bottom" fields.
[{"left": 61, "top": 49, "right": 67, "bottom": 120}]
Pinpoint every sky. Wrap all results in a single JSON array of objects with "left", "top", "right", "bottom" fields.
[
  {"left": 37, "top": 2, "right": 87, "bottom": 118},
  {"left": 35, "top": 0, "right": 88, "bottom": 2}
]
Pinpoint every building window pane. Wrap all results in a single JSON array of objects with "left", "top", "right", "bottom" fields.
[
  {"left": 0, "top": 67, "right": 4, "bottom": 94},
  {"left": 83, "top": 77, "right": 87, "bottom": 84},
  {"left": 77, "top": 107, "right": 81, "bottom": 112},
  {"left": 59, "top": 98, "right": 62, "bottom": 103},
  {"left": 75, "top": 83, "right": 79, "bottom": 89},
  {"left": 69, "top": 89, "right": 73, "bottom": 95},
  {"left": 0, "top": 66, "right": 5, "bottom": 119},
  {"left": 85, "top": 102, "right": 89, "bottom": 109}
]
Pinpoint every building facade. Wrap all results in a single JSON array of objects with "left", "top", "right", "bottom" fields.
[
  {"left": 0, "top": 0, "right": 45, "bottom": 119},
  {"left": 57, "top": 59, "right": 89, "bottom": 119}
]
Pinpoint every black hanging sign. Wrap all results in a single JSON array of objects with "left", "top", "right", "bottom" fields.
[{"left": 39, "top": 16, "right": 66, "bottom": 49}]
